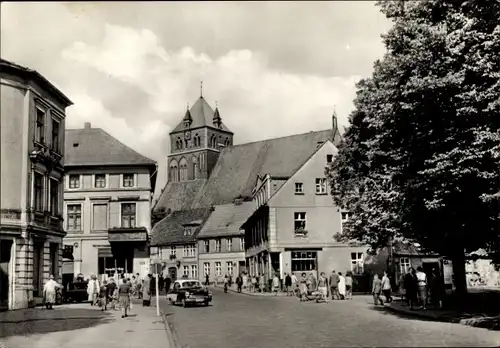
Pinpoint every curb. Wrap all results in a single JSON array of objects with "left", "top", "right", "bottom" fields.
[
  {"left": 459, "top": 316, "right": 500, "bottom": 330},
  {"left": 210, "top": 286, "right": 290, "bottom": 297},
  {"left": 384, "top": 304, "right": 461, "bottom": 323},
  {"left": 161, "top": 311, "right": 182, "bottom": 348}
]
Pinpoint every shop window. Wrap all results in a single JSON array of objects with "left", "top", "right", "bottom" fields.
[{"left": 291, "top": 251, "right": 317, "bottom": 272}]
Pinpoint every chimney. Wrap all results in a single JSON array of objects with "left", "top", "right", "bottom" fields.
[{"left": 84, "top": 122, "right": 91, "bottom": 129}]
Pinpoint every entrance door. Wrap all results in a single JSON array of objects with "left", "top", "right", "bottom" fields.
[
  {"left": 422, "top": 262, "right": 440, "bottom": 278},
  {"left": 0, "top": 240, "right": 13, "bottom": 309},
  {"left": 32, "top": 242, "right": 44, "bottom": 297}
]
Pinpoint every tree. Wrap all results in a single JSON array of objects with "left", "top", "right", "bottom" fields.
[
  {"left": 327, "top": 0, "right": 500, "bottom": 297},
  {"left": 152, "top": 207, "right": 170, "bottom": 228}
]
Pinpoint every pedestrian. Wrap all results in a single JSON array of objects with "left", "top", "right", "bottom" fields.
[
  {"left": 242, "top": 273, "right": 248, "bottom": 290},
  {"left": 416, "top": 266, "right": 428, "bottom": 310},
  {"left": 159, "top": 274, "right": 165, "bottom": 293},
  {"left": 299, "top": 272, "right": 308, "bottom": 301},
  {"left": 107, "top": 278, "right": 117, "bottom": 310},
  {"left": 429, "top": 268, "right": 445, "bottom": 309},
  {"left": 398, "top": 272, "right": 406, "bottom": 304},
  {"left": 329, "top": 270, "right": 340, "bottom": 300},
  {"left": 338, "top": 272, "right": 346, "bottom": 300},
  {"left": 87, "top": 274, "right": 100, "bottom": 306},
  {"left": 260, "top": 273, "right": 266, "bottom": 292},
  {"left": 404, "top": 268, "right": 418, "bottom": 310},
  {"left": 205, "top": 273, "right": 210, "bottom": 286},
  {"left": 164, "top": 275, "right": 171, "bottom": 293},
  {"left": 317, "top": 272, "right": 329, "bottom": 303},
  {"left": 291, "top": 272, "right": 298, "bottom": 296},
  {"left": 372, "top": 274, "right": 384, "bottom": 306},
  {"left": 118, "top": 278, "right": 132, "bottom": 318},
  {"left": 251, "top": 275, "right": 257, "bottom": 293},
  {"left": 236, "top": 274, "right": 243, "bottom": 293},
  {"left": 381, "top": 271, "right": 393, "bottom": 303},
  {"left": 345, "top": 271, "right": 353, "bottom": 300},
  {"left": 284, "top": 273, "right": 292, "bottom": 296},
  {"left": 99, "top": 280, "right": 108, "bottom": 311},
  {"left": 224, "top": 275, "right": 229, "bottom": 293},
  {"left": 43, "top": 275, "right": 61, "bottom": 310},
  {"left": 308, "top": 273, "right": 317, "bottom": 292},
  {"left": 143, "top": 274, "right": 152, "bottom": 306},
  {"left": 272, "top": 273, "right": 280, "bottom": 296}
]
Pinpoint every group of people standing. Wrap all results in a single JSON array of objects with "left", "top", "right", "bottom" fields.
[{"left": 399, "top": 266, "right": 445, "bottom": 310}]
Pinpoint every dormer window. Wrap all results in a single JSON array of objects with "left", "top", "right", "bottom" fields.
[
  {"left": 184, "top": 120, "right": 190, "bottom": 128},
  {"left": 184, "top": 227, "right": 192, "bottom": 236}
]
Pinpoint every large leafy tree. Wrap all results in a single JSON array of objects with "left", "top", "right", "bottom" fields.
[{"left": 327, "top": 0, "right": 500, "bottom": 295}]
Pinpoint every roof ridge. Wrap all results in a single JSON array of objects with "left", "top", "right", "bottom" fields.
[{"left": 229, "top": 129, "right": 331, "bottom": 149}]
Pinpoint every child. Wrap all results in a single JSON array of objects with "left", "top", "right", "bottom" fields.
[{"left": 99, "top": 280, "right": 108, "bottom": 311}]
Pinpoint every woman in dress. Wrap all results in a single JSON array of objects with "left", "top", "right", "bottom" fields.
[
  {"left": 338, "top": 272, "right": 346, "bottom": 300},
  {"left": 345, "top": 271, "right": 353, "bottom": 300},
  {"left": 299, "top": 272, "right": 308, "bottom": 302},
  {"left": 43, "top": 275, "right": 61, "bottom": 310},
  {"left": 118, "top": 277, "right": 132, "bottom": 318},
  {"left": 87, "top": 274, "right": 100, "bottom": 306},
  {"left": 317, "top": 272, "right": 329, "bottom": 303}
]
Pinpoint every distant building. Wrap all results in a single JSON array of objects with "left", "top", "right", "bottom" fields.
[
  {"left": 0, "top": 59, "right": 73, "bottom": 309},
  {"left": 197, "top": 201, "right": 254, "bottom": 283},
  {"left": 150, "top": 208, "right": 212, "bottom": 280},
  {"left": 151, "top": 92, "right": 359, "bottom": 284},
  {"left": 63, "top": 123, "right": 157, "bottom": 281}
]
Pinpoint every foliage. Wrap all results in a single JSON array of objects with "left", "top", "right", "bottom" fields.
[
  {"left": 327, "top": 0, "right": 500, "bottom": 261},
  {"left": 152, "top": 207, "right": 170, "bottom": 228}
]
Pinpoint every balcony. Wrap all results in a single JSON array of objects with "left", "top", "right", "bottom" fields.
[{"left": 108, "top": 227, "right": 148, "bottom": 243}]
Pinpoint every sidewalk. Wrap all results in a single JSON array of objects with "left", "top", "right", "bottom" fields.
[
  {"left": 210, "top": 284, "right": 291, "bottom": 297},
  {"left": 0, "top": 299, "right": 171, "bottom": 348},
  {"left": 385, "top": 299, "right": 500, "bottom": 330}
]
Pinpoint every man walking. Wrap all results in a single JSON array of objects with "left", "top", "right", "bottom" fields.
[{"left": 329, "top": 270, "right": 340, "bottom": 300}]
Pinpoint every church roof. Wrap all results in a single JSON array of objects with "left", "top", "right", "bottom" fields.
[
  {"left": 65, "top": 125, "right": 156, "bottom": 167},
  {"left": 154, "top": 129, "right": 335, "bottom": 212},
  {"left": 171, "top": 97, "right": 231, "bottom": 133},
  {"left": 197, "top": 202, "right": 255, "bottom": 238}
]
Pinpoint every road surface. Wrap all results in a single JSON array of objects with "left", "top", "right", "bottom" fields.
[{"left": 161, "top": 288, "right": 500, "bottom": 348}]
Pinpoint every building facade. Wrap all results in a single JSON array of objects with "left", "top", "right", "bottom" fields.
[
  {"left": 63, "top": 123, "right": 157, "bottom": 281},
  {"left": 242, "top": 141, "right": 367, "bottom": 282},
  {"left": 0, "top": 59, "right": 72, "bottom": 310},
  {"left": 197, "top": 202, "right": 252, "bottom": 283}
]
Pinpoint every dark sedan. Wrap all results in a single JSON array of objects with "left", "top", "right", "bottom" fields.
[{"left": 166, "top": 279, "right": 212, "bottom": 307}]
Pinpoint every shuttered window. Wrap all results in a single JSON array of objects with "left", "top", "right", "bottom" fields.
[{"left": 92, "top": 204, "right": 108, "bottom": 231}]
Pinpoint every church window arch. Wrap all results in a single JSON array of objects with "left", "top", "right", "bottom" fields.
[
  {"left": 177, "top": 137, "right": 183, "bottom": 150},
  {"left": 211, "top": 134, "right": 217, "bottom": 148},
  {"left": 169, "top": 160, "right": 179, "bottom": 182},
  {"left": 193, "top": 134, "right": 199, "bottom": 147},
  {"left": 179, "top": 157, "right": 188, "bottom": 181},
  {"left": 224, "top": 137, "right": 230, "bottom": 147},
  {"left": 192, "top": 156, "right": 198, "bottom": 179},
  {"left": 184, "top": 139, "right": 189, "bottom": 149}
]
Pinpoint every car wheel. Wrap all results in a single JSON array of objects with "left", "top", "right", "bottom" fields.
[{"left": 204, "top": 301, "right": 209, "bottom": 306}]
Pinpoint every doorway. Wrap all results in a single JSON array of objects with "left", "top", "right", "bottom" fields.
[
  {"left": 0, "top": 240, "right": 13, "bottom": 309},
  {"left": 422, "top": 262, "right": 440, "bottom": 278},
  {"left": 32, "top": 241, "right": 44, "bottom": 297}
]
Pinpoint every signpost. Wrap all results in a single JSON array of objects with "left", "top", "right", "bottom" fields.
[{"left": 150, "top": 261, "right": 162, "bottom": 317}]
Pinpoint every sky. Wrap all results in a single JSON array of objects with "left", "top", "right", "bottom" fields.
[{"left": 1, "top": 2, "right": 392, "bottom": 196}]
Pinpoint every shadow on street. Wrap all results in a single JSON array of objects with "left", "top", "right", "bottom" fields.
[{"left": 0, "top": 307, "right": 113, "bottom": 338}]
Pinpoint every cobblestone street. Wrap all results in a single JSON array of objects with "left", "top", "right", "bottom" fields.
[{"left": 161, "top": 288, "right": 500, "bottom": 348}]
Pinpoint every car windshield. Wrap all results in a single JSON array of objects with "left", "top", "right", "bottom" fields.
[{"left": 182, "top": 281, "right": 202, "bottom": 288}]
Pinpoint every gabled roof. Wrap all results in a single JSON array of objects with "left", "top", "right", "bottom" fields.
[
  {"left": 193, "top": 129, "right": 334, "bottom": 207},
  {"left": 393, "top": 241, "right": 439, "bottom": 256},
  {"left": 65, "top": 126, "right": 156, "bottom": 167},
  {"left": 154, "top": 129, "right": 335, "bottom": 213},
  {"left": 170, "top": 97, "right": 231, "bottom": 133},
  {"left": 150, "top": 208, "right": 213, "bottom": 246},
  {"left": 0, "top": 58, "right": 73, "bottom": 107},
  {"left": 197, "top": 202, "right": 255, "bottom": 238}
]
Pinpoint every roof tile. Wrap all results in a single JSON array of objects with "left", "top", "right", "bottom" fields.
[
  {"left": 198, "top": 202, "right": 255, "bottom": 238},
  {"left": 170, "top": 97, "right": 231, "bottom": 133}
]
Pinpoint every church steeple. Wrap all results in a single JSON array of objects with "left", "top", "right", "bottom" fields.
[
  {"left": 213, "top": 101, "right": 222, "bottom": 128},
  {"left": 183, "top": 103, "right": 192, "bottom": 128}
]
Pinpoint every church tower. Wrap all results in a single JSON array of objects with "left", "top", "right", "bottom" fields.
[{"left": 167, "top": 92, "right": 234, "bottom": 183}]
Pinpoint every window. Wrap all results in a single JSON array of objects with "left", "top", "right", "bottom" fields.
[
  {"left": 179, "top": 158, "right": 188, "bottom": 181},
  {"left": 35, "top": 108, "right": 45, "bottom": 143},
  {"left": 192, "top": 157, "right": 198, "bottom": 179},
  {"left": 240, "top": 237, "right": 245, "bottom": 251},
  {"left": 34, "top": 172, "right": 44, "bottom": 211},
  {"left": 92, "top": 204, "right": 108, "bottom": 231},
  {"left": 94, "top": 174, "right": 106, "bottom": 188},
  {"left": 203, "top": 262, "right": 210, "bottom": 276},
  {"left": 67, "top": 204, "right": 82, "bottom": 231},
  {"left": 295, "top": 182, "right": 304, "bottom": 194},
  {"left": 294, "top": 212, "right": 306, "bottom": 231},
  {"left": 123, "top": 174, "right": 134, "bottom": 187},
  {"left": 183, "top": 245, "right": 196, "bottom": 257},
  {"left": 49, "top": 179, "right": 59, "bottom": 214},
  {"left": 351, "top": 252, "right": 364, "bottom": 275},
  {"left": 215, "top": 239, "right": 221, "bottom": 252},
  {"left": 326, "top": 154, "right": 333, "bottom": 163},
  {"left": 226, "top": 238, "right": 232, "bottom": 252},
  {"left": 227, "top": 262, "right": 233, "bottom": 276},
  {"left": 51, "top": 119, "right": 60, "bottom": 152},
  {"left": 183, "top": 265, "right": 189, "bottom": 277},
  {"left": 121, "top": 203, "right": 136, "bottom": 228},
  {"left": 170, "top": 161, "right": 179, "bottom": 182},
  {"left": 400, "top": 257, "right": 411, "bottom": 274},
  {"left": 291, "top": 251, "right": 317, "bottom": 272},
  {"left": 49, "top": 243, "right": 59, "bottom": 277},
  {"left": 191, "top": 265, "right": 198, "bottom": 279},
  {"left": 204, "top": 240, "right": 210, "bottom": 253},
  {"left": 170, "top": 247, "right": 177, "bottom": 256},
  {"left": 341, "top": 212, "right": 352, "bottom": 223},
  {"left": 215, "top": 262, "right": 222, "bottom": 276},
  {"left": 184, "top": 227, "right": 192, "bottom": 236},
  {"left": 69, "top": 175, "right": 80, "bottom": 189},
  {"left": 315, "top": 178, "right": 327, "bottom": 194}
]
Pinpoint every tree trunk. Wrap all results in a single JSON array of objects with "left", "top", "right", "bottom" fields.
[{"left": 450, "top": 249, "right": 468, "bottom": 307}]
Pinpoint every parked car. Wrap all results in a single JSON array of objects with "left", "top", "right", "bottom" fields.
[
  {"left": 63, "top": 280, "right": 89, "bottom": 303},
  {"left": 166, "top": 279, "right": 212, "bottom": 307}
]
